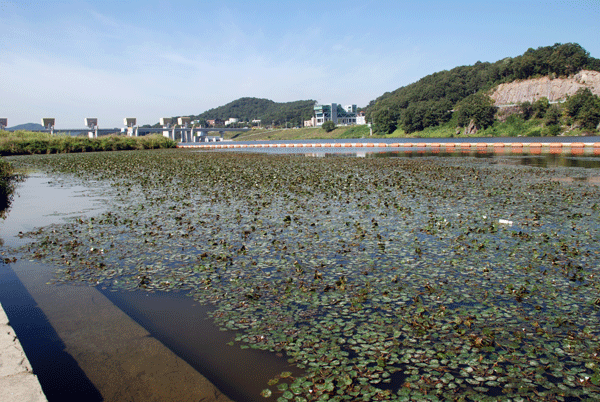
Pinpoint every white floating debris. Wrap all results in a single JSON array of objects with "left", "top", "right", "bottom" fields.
[{"left": 498, "top": 219, "right": 513, "bottom": 226}]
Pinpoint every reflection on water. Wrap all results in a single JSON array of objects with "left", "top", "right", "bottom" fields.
[
  {"left": 501, "top": 154, "right": 600, "bottom": 169},
  {"left": 0, "top": 171, "right": 22, "bottom": 220},
  {"left": 299, "top": 150, "right": 600, "bottom": 169},
  {"left": 0, "top": 174, "right": 108, "bottom": 248},
  {"left": 551, "top": 176, "right": 600, "bottom": 186}
]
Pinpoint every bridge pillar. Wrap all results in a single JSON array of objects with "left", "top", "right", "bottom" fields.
[
  {"left": 88, "top": 127, "right": 98, "bottom": 139},
  {"left": 160, "top": 118, "right": 172, "bottom": 139},
  {"left": 85, "top": 118, "right": 98, "bottom": 139},
  {"left": 124, "top": 118, "right": 136, "bottom": 136},
  {"left": 42, "top": 118, "right": 55, "bottom": 135}
]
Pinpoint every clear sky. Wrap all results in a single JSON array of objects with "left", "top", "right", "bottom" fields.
[{"left": 1, "top": 0, "right": 598, "bottom": 128}]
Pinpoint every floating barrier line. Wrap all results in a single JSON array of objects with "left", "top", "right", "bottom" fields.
[{"left": 179, "top": 141, "right": 600, "bottom": 156}]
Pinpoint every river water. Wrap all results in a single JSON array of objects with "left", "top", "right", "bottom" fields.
[
  {"left": 182, "top": 135, "right": 600, "bottom": 146},
  {"left": 0, "top": 174, "right": 295, "bottom": 402},
  {"left": 1, "top": 149, "right": 600, "bottom": 401}
]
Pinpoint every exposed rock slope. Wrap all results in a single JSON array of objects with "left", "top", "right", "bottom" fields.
[{"left": 490, "top": 70, "right": 600, "bottom": 105}]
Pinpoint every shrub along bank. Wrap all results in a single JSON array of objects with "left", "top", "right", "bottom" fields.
[
  {"left": 0, "top": 157, "right": 16, "bottom": 218},
  {"left": 0, "top": 130, "right": 177, "bottom": 156}
]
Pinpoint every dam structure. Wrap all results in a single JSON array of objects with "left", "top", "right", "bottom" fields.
[{"left": 4, "top": 117, "right": 249, "bottom": 142}]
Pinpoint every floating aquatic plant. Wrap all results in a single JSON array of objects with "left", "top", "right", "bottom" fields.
[{"left": 8, "top": 149, "right": 600, "bottom": 401}]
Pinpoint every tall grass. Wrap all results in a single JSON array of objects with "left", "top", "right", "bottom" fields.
[{"left": 0, "top": 130, "right": 177, "bottom": 156}]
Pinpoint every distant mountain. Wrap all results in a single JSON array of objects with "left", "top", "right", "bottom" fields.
[
  {"left": 191, "top": 97, "right": 316, "bottom": 127},
  {"left": 7, "top": 123, "right": 45, "bottom": 131}
]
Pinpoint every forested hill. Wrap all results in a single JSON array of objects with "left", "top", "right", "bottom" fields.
[
  {"left": 366, "top": 43, "right": 600, "bottom": 134},
  {"left": 6, "top": 123, "right": 45, "bottom": 131},
  {"left": 191, "top": 98, "right": 316, "bottom": 127}
]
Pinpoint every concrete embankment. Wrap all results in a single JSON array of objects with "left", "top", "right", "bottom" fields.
[
  {"left": 7, "top": 260, "right": 233, "bottom": 402},
  {"left": 0, "top": 303, "right": 47, "bottom": 402}
]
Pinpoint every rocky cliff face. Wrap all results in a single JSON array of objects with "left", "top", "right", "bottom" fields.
[{"left": 490, "top": 70, "right": 600, "bottom": 105}]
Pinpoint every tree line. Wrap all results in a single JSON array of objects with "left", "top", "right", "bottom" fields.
[{"left": 366, "top": 43, "right": 600, "bottom": 134}]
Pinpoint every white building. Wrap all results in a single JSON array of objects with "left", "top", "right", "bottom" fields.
[
  {"left": 356, "top": 111, "right": 366, "bottom": 125},
  {"left": 309, "top": 103, "right": 363, "bottom": 126},
  {"left": 304, "top": 117, "right": 317, "bottom": 127},
  {"left": 225, "top": 118, "right": 239, "bottom": 126}
]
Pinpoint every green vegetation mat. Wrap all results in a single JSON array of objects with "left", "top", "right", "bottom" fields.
[{"left": 7, "top": 149, "right": 600, "bottom": 401}]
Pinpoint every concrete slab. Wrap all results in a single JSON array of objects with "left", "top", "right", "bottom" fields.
[
  {"left": 0, "top": 325, "right": 32, "bottom": 377},
  {"left": 0, "top": 305, "right": 8, "bottom": 325},
  {"left": 0, "top": 374, "right": 48, "bottom": 402},
  {"left": 0, "top": 303, "right": 47, "bottom": 402}
]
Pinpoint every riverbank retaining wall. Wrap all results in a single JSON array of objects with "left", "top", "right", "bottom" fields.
[{"left": 0, "top": 303, "right": 47, "bottom": 402}]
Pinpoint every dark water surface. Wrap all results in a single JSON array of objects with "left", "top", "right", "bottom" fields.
[{"left": 0, "top": 174, "right": 299, "bottom": 402}]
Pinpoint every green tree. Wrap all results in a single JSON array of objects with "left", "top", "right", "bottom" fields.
[
  {"left": 455, "top": 93, "right": 497, "bottom": 130},
  {"left": 532, "top": 97, "right": 549, "bottom": 119},
  {"left": 565, "top": 88, "right": 600, "bottom": 130},
  {"left": 519, "top": 101, "right": 533, "bottom": 120},
  {"left": 322, "top": 121, "right": 336, "bottom": 132},
  {"left": 372, "top": 108, "right": 400, "bottom": 134},
  {"left": 545, "top": 105, "right": 561, "bottom": 126},
  {"left": 545, "top": 105, "right": 562, "bottom": 136},
  {"left": 578, "top": 103, "right": 600, "bottom": 130},
  {"left": 401, "top": 105, "right": 423, "bottom": 133}
]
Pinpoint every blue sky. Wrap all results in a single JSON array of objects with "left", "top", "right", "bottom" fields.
[{"left": 1, "top": 0, "right": 599, "bottom": 128}]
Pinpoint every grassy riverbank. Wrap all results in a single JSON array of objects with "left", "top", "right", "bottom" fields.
[
  {"left": 225, "top": 115, "right": 596, "bottom": 142},
  {"left": 223, "top": 125, "right": 371, "bottom": 141},
  {"left": 0, "top": 130, "right": 177, "bottom": 156}
]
